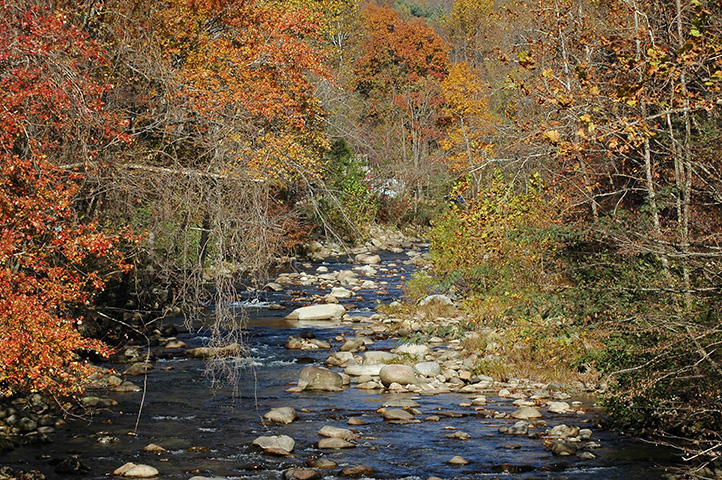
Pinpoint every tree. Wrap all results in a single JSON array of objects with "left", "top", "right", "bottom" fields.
[
  {"left": 440, "top": 61, "right": 497, "bottom": 194},
  {"left": 351, "top": 5, "right": 450, "bottom": 211},
  {"left": 0, "top": 0, "right": 133, "bottom": 397}
]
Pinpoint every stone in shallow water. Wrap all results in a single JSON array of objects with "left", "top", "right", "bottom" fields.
[
  {"left": 112, "top": 462, "right": 159, "bottom": 478},
  {"left": 383, "top": 398, "right": 421, "bottom": 408},
  {"left": 298, "top": 366, "right": 344, "bottom": 391},
  {"left": 510, "top": 407, "right": 542, "bottom": 420},
  {"left": 264, "top": 407, "right": 299, "bottom": 424},
  {"left": 550, "top": 440, "right": 578, "bottom": 456},
  {"left": 284, "top": 468, "right": 321, "bottom": 480},
  {"left": 382, "top": 408, "right": 415, "bottom": 421},
  {"left": 318, "top": 425, "right": 355, "bottom": 441},
  {"left": 448, "top": 456, "right": 469, "bottom": 465},
  {"left": 251, "top": 435, "right": 295, "bottom": 455},
  {"left": 318, "top": 438, "right": 355, "bottom": 449},
  {"left": 379, "top": 364, "right": 417, "bottom": 386},
  {"left": 347, "top": 417, "right": 368, "bottom": 426},
  {"left": 341, "top": 465, "right": 375, "bottom": 477},
  {"left": 307, "top": 458, "right": 338, "bottom": 469},
  {"left": 547, "top": 401, "right": 571, "bottom": 414},
  {"left": 286, "top": 304, "right": 346, "bottom": 321}
]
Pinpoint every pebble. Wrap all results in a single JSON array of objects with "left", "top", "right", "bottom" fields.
[{"left": 448, "top": 456, "right": 469, "bottom": 465}]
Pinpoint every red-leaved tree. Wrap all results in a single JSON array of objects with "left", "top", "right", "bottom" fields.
[{"left": 0, "top": 0, "right": 132, "bottom": 397}]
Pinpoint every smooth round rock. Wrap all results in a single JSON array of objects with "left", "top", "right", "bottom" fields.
[
  {"left": 379, "top": 364, "right": 417, "bottom": 386},
  {"left": 413, "top": 361, "right": 442, "bottom": 377},
  {"left": 341, "top": 465, "right": 375, "bottom": 476},
  {"left": 252, "top": 435, "right": 295, "bottom": 454},
  {"left": 284, "top": 468, "right": 321, "bottom": 480},
  {"left": 113, "top": 462, "right": 159, "bottom": 478},
  {"left": 307, "top": 458, "right": 338, "bottom": 469}
]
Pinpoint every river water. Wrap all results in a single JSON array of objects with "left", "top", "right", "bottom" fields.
[{"left": 1, "top": 248, "right": 676, "bottom": 479}]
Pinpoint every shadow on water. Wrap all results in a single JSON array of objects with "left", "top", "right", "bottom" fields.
[{"left": 1, "top": 250, "right": 678, "bottom": 479}]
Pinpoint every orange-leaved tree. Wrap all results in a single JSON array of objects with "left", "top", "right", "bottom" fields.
[
  {"left": 352, "top": 4, "right": 449, "bottom": 209},
  {"left": 0, "top": 0, "right": 133, "bottom": 397}
]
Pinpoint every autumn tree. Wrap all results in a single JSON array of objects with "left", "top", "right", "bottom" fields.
[
  {"left": 440, "top": 61, "right": 498, "bottom": 194},
  {"left": 351, "top": 4, "right": 449, "bottom": 213},
  {"left": 0, "top": 0, "right": 133, "bottom": 397},
  {"left": 61, "top": 0, "right": 335, "bottom": 327},
  {"left": 469, "top": 0, "right": 722, "bottom": 453}
]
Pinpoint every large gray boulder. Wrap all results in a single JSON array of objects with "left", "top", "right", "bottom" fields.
[
  {"left": 318, "top": 425, "right": 355, "bottom": 441},
  {"left": 354, "top": 253, "right": 381, "bottom": 265},
  {"left": 184, "top": 343, "right": 243, "bottom": 359},
  {"left": 379, "top": 364, "right": 417, "bottom": 386},
  {"left": 286, "top": 304, "right": 346, "bottom": 321},
  {"left": 510, "top": 407, "right": 542, "bottom": 420},
  {"left": 298, "top": 366, "right": 345, "bottom": 391}
]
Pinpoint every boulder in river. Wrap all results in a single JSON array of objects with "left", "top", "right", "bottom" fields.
[
  {"left": 331, "top": 287, "right": 353, "bottom": 299},
  {"left": 354, "top": 254, "right": 381, "bottom": 265},
  {"left": 112, "top": 462, "right": 159, "bottom": 478},
  {"left": 284, "top": 468, "right": 321, "bottom": 480},
  {"left": 318, "top": 425, "right": 355, "bottom": 441},
  {"left": 184, "top": 343, "right": 243, "bottom": 359},
  {"left": 362, "top": 351, "right": 397, "bottom": 365},
  {"left": 345, "top": 364, "right": 383, "bottom": 376},
  {"left": 264, "top": 407, "right": 299, "bottom": 424},
  {"left": 547, "top": 401, "right": 572, "bottom": 414},
  {"left": 341, "top": 465, "right": 375, "bottom": 477},
  {"left": 379, "top": 364, "right": 417, "bottom": 386},
  {"left": 510, "top": 407, "right": 542, "bottom": 420},
  {"left": 394, "top": 344, "right": 430, "bottom": 360},
  {"left": 286, "top": 304, "right": 346, "bottom": 321},
  {"left": 382, "top": 408, "right": 415, "bottom": 422},
  {"left": 298, "top": 366, "right": 345, "bottom": 391},
  {"left": 251, "top": 435, "right": 295, "bottom": 455},
  {"left": 123, "top": 362, "right": 153, "bottom": 376},
  {"left": 318, "top": 437, "right": 355, "bottom": 449},
  {"left": 413, "top": 361, "right": 442, "bottom": 377}
]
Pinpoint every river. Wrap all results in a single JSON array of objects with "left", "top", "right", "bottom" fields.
[{"left": 0, "top": 246, "right": 676, "bottom": 479}]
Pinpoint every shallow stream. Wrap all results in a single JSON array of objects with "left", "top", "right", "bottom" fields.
[{"left": 1, "top": 248, "right": 676, "bottom": 479}]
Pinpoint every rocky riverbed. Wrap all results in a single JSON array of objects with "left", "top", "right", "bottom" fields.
[{"left": 0, "top": 230, "right": 680, "bottom": 480}]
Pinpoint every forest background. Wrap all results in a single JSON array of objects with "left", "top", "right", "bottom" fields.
[{"left": 1, "top": 0, "right": 722, "bottom": 470}]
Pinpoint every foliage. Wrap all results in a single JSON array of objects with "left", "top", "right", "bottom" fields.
[
  {"left": 440, "top": 61, "right": 497, "bottom": 189},
  {"left": 316, "top": 138, "right": 378, "bottom": 240},
  {"left": 350, "top": 4, "right": 449, "bottom": 208},
  {"left": 0, "top": 0, "right": 133, "bottom": 396},
  {"left": 0, "top": 160, "right": 132, "bottom": 397},
  {"left": 430, "top": 171, "right": 565, "bottom": 313}
]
